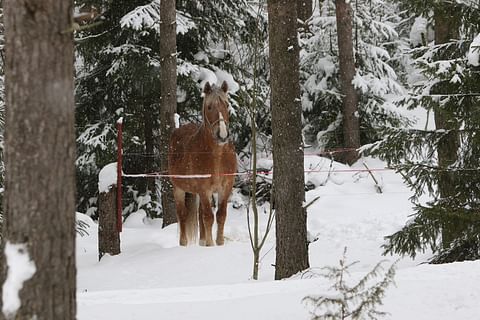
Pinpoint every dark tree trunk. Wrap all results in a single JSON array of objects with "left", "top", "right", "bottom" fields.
[
  {"left": 268, "top": 0, "right": 310, "bottom": 280},
  {"left": 159, "top": 0, "right": 177, "bottom": 227},
  {"left": 298, "top": 0, "right": 312, "bottom": 27},
  {"left": 433, "top": 5, "right": 462, "bottom": 249},
  {"left": 98, "top": 186, "right": 121, "bottom": 260},
  {"left": 0, "top": 0, "right": 76, "bottom": 318},
  {"left": 335, "top": 0, "right": 360, "bottom": 165},
  {"left": 143, "top": 100, "right": 155, "bottom": 194},
  {"left": 0, "top": 4, "right": 4, "bottom": 242}
]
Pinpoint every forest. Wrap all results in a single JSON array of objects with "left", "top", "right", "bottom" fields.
[{"left": 1, "top": 0, "right": 480, "bottom": 319}]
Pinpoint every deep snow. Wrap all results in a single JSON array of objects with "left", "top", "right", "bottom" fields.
[{"left": 77, "top": 156, "right": 480, "bottom": 320}]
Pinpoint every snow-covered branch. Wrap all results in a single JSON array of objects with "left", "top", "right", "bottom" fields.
[{"left": 120, "top": 0, "right": 195, "bottom": 35}]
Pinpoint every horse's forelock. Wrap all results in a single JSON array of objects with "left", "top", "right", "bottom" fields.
[{"left": 203, "top": 86, "right": 228, "bottom": 108}]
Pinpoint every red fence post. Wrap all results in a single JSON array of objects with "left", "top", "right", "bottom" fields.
[{"left": 116, "top": 118, "right": 123, "bottom": 233}]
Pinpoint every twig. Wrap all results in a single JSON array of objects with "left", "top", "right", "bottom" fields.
[
  {"left": 363, "top": 162, "right": 383, "bottom": 193},
  {"left": 304, "top": 196, "right": 320, "bottom": 210}
]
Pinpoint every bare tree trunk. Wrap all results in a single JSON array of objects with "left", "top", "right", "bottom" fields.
[
  {"left": 98, "top": 186, "right": 121, "bottom": 260},
  {"left": 335, "top": 0, "right": 360, "bottom": 165},
  {"left": 268, "top": 0, "right": 310, "bottom": 280},
  {"left": 0, "top": 0, "right": 76, "bottom": 318},
  {"left": 159, "top": 0, "right": 177, "bottom": 227},
  {"left": 433, "top": 5, "right": 461, "bottom": 249}
]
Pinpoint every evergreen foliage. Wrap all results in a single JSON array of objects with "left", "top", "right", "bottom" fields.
[
  {"left": 74, "top": 0, "right": 266, "bottom": 219},
  {"left": 75, "top": 0, "right": 161, "bottom": 217},
  {"left": 0, "top": 0, "right": 476, "bottom": 267},
  {"left": 300, "top": 0, "right": 409, "bottom": 153},
  {"left": 368, "top": 0, "right": 480, "bottom": 263},
  {"left": 303, "top": 248, "right": 397, "bottom": 320}
]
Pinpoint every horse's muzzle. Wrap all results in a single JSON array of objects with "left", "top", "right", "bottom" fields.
[{"left": 216, "top": 132, "right": 230, "bottom": 145}]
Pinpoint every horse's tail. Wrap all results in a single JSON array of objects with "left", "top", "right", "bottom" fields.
[{"left": 184, "top": 192, "right": 199, "bottom": 245}]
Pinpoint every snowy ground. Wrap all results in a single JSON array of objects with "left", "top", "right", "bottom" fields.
[{"left": 77, "top": 156, "right": 480, "bottom": 320}]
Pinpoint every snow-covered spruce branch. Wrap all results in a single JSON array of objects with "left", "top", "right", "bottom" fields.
[{"left": 120, "top": 0, "right": 195, "bottom": 35}]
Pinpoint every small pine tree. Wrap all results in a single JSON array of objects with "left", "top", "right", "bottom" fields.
[{"left": 303, "top": 248, "right": 396, "bottom": 320}]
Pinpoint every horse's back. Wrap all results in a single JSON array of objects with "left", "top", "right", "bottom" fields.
[
  {"left": 170, "top": 123, "right": 200, "bottom": 146},
  {"left": 168, "top": 123, "right": 200, "bottom": 165}
]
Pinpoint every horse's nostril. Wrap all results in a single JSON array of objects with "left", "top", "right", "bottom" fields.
[{"left": 217, "top": 132, "right": 229, "bottom": 143}]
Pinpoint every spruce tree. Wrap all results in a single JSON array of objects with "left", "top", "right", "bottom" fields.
[
  {"left": 75, "top": 0, "right": 163, "bottom": 218},
  {"left": 300, "top": 0, "right": 409, "bottom": 159},
  {"left": 269, "top": 0, "right": 310, "bottom": 279},
  {"left": 75, "top": 0, "right": 267, "bottom": 220},
  {"left": 370, "top": 0, "right": 480, "bottom": 263}
]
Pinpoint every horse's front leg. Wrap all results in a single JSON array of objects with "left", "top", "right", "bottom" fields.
[
  {"left": 199, "top": 193, "right": 215, "bottom": 246},
  {"left": 198, "top": 204, "right": 206, "bottom": 246},
  {"left": 216, "top": 183, "right": 233, "bottom": 246}
]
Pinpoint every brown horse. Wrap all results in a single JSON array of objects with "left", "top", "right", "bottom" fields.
[{"left": 168, "top": 81, "right": 237, "bottom": 246}]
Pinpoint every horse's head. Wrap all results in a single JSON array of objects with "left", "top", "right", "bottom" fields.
[{"left": 202, "top": 81, "right": 231, "bottom": 145}]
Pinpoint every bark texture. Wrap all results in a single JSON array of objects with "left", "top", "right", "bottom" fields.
[
  {"left": 268, "top": 0, "right": 310, "bottom": 280},
  {"left": 98, "top": 186, "right": 121, "bottom": 260},
  {"left": 0, "top": 0, "right": 76, "bottom": 318},
  {"left": 335, "top": 0, "right": 360, "bottom": 165},
  {"left": 160, "top": 0, "right": 177, "bottom": 227}
]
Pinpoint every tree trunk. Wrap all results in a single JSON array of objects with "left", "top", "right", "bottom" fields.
[
  {"left": 298, "top": 0, "right": 312, "bottom": 27},
  {"left": 433, "top": 5, "right": 461, "bottom": 249},
  {"left": 335, "top": 0, "right": 360, "bottom": 165},
  {"left": 143, "top": 99, "right": 155, "bottom": 195},
  {"left": 0, "top": 0, "right": 76, "bottom": 318},
  {"left": 268, "top": 0, "right": 310, "bottom": 280},
  {"left": 98, "top": 186, "right": 121, "bottom": 260},
  {"left": 159, "top": 0, "right": 177, "bottom": 227},
  {"left": 0, "top": 4, "right": 4, "bottom": 242}
]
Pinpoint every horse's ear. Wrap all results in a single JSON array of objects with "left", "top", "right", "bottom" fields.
[
  {"left": 221, "top": 80, "right": 228, "bottom": 93},
  {"left": 203, "top": 82, "right": 212, "bottom": 95}
]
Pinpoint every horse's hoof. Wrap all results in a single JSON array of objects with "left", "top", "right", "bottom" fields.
[
  {"left": 216, "top": 239, "right": 225, "bottom": 246},
  {"left": 199, "top": 239, "right": 206, "bottom": 246},
  {"left": 205, "top": 240, "right": 215, "bottom": 247}
]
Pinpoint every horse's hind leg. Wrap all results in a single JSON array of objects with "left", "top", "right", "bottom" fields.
[
  {"left": 185, "top": 192, "right": 199, "bottom": 244},
  {"left": 173, "top": 187, "right": 188, "bottom": 246},
  {"left": 199, "top": 193, "right": 215, "bottom": 246}
]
